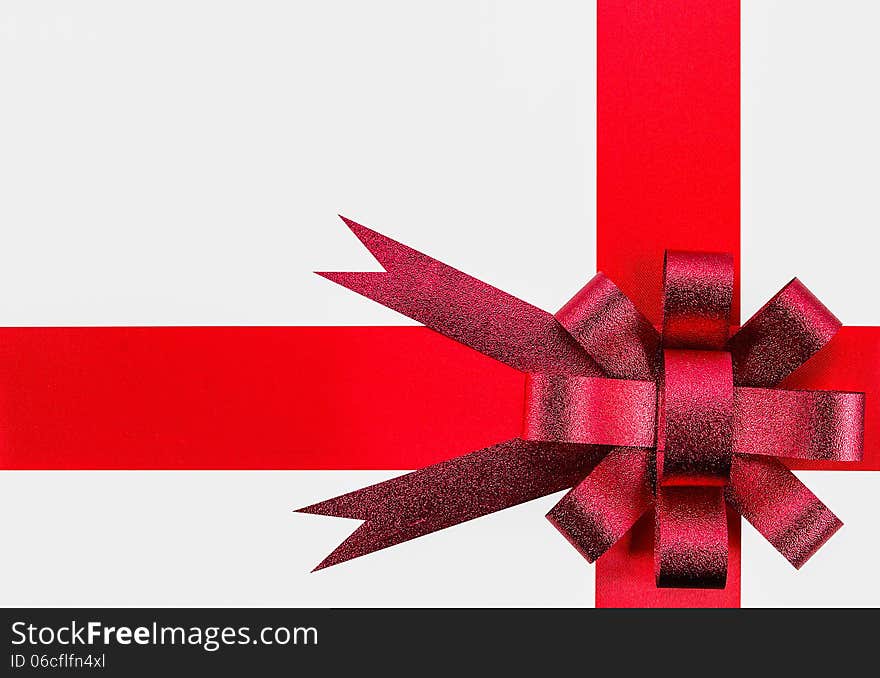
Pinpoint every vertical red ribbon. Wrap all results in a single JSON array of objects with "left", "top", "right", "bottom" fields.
[{"left": 596, "top": 0, "right": 741, "bottom": 607}]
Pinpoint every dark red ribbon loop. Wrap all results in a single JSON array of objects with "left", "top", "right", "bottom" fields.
[
  {"left": 662, "top": 251, "right": 734, "bottom": 350},
  {"left": 546, "top": 448, "right": 654, "bottom": 563},
  {"left": 734, "top": 387, "right": 864, "bottom": 461},
  {"left": 726, "top": 455, "right": 842, "bottom": 568},
  {"left": 522, "top": 374, "right": 655, "bottom": 447},
  {"left": 556, "top": 273, "right": 660, "bottom": 380},
  {"left": 655, "top": 486, "right": 728, "bottom": 588},
  {"left": 727, "top": 278, "right": 841, "bottom": 388}
]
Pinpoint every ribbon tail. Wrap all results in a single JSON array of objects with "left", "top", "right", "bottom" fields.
[
  {"left": 318, "top": 216, "right": 599, "bottom": 375},
  {"left": 298, "top": 438, "right": 606, "bottom": 570},
  {"left": 726, "top": 455, "right": 843, "bottom": 568}
]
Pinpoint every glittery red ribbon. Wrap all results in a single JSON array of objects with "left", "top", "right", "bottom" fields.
[{"left": 300, "top": 220, "right": 864, "bottom": 588}]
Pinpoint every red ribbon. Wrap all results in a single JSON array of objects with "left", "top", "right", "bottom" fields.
[{"left": 300, "top": 220, "right": 864, "bottom": 588}]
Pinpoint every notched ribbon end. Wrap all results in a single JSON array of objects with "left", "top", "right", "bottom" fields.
[
  {"left": 308, "top": 522, "right": 375, "bottom": 572},
  {"left": 296, "top": 496, "right": 363, "bottom": 520},
  {"left": 316, "top": 215, "right": 406, "bottom": 277}
]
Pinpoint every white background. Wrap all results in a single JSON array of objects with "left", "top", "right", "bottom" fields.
[{"left": 0, "top": 1, "right": 878, "bottom": 606}]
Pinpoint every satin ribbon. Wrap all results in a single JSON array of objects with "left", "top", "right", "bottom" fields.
[{"left": 300, "top": 218, "right": 864, "bottom": 588}]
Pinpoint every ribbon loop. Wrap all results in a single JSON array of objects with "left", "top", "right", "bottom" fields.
[
  {"left": 727, "top": 278, "right": 841, "bottom": 388},
  {"left": 655, "top": 486, "right": 728, "bottom": 588},
  {"left": 556, "top": 273, "right": 660, "bottom": 380},
  {"left": 522, "top": 374, "right": 656, "bottom": 447},
  {"left": 546, "top": 448, "right": 654, "bottom": 563},
  {"left": 734, "top": 387, "right": 864, "bottom": 461},
  {"left": 725, "top": 455, "right": 842, "bottom": 568},
  {"left": 662, "top": 251, "right": 734, "bottom": 349}
]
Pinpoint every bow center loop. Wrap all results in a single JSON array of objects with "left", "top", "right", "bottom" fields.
[{"left": 657, "top": 349, "right": 734, "bottom": 486}]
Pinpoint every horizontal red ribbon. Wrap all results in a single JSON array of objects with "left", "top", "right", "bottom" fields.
[
  {"left": 0, "top": 327, "right": 522, "bottom": 470},
  {"left": 0, "top": 326, "right": 876, "bottom": 471}
]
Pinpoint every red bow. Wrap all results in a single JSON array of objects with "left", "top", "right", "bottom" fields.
[{"left": 301, "top": 218, "right": 863, "bottom": 588}]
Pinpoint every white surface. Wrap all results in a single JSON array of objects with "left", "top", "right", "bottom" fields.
[
  {"left": 0, "top": 472, "right": 593, "bottom": 607},
  {"left": 0, "top": 1, "right": 594, "bottom": 326},
  {"left": 741, "top": 0, "right": 880, "bottom": 325},
  {"left": 740, "top": 0, "right": 880, "bottom": 605},
  {"left": 0, "top": 1, "right": 878, "bottom": 607},
  {"left": 741, "top": 472, "right": 880, "bottom": 608}
]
